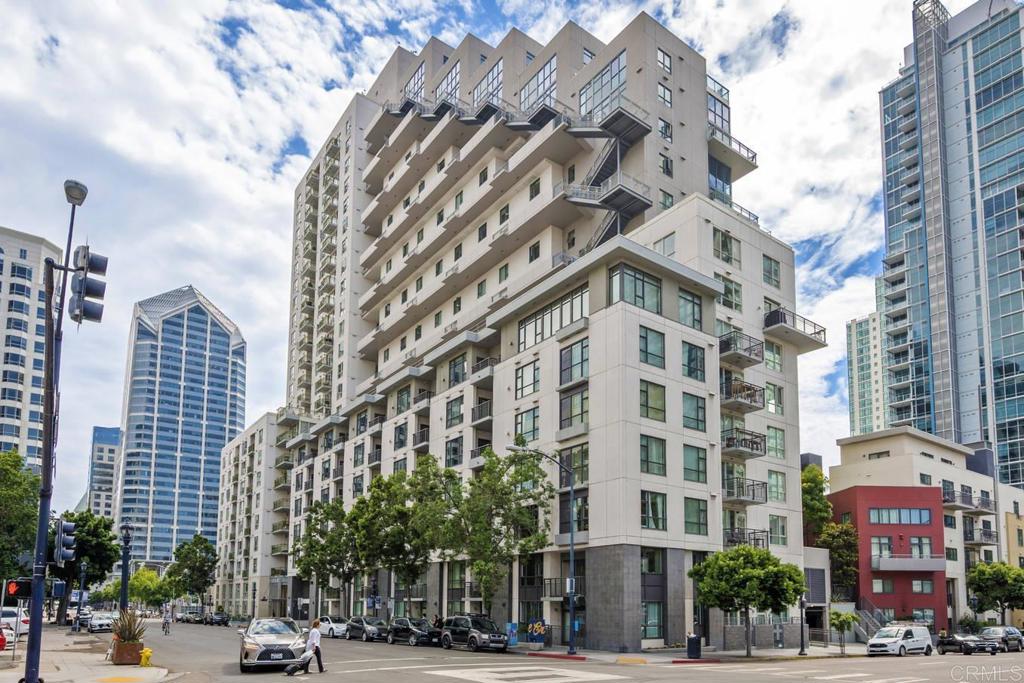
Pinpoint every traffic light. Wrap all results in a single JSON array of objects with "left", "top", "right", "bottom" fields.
[
  {"left": 5, "top": 579, "right": 31, "bottom": 599},
  {"left": 68, "top": 245, "right": 108, "bottom": 324},
  {"left": 54, "top": 517, "right": 76, "bottom": 568}
]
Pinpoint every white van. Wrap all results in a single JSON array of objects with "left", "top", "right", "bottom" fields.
[{"left": 868, "top": 624, "right": 933, "bottom": 656}]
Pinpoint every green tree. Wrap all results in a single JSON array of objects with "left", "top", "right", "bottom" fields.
[
  {"left": 129, "top": 567, "right": 163, "bottom": 606},
  {"left": 689, "top": 544, "right": 806, "bottom": 657},
  {"left": 801, "top": 465, "right": 832, "bottom": 543},
  {"left": 90, "top": 581, "right": 119, "bottom": 607},
  {"left": 164, "top": 534, "right": 218, "bottom": 609},
  {"left": 293, "top": 498, "right": 361, "bottom": 618},
  {"left": 829, "top": 610, "right": 859, "bottom": 655},
  {"left": 815, "top": 522, "right": 859, "bottom": 597},
  {"left": 967, "top": 561, "right": 1024, "bottom": 621},
  {"left": 435, "top": 447, "right": 556, "bottom": 615},
  {"left": 48, "top": 509, "right": 120, "bottom": 624},
  {"left": 0, "top": 449, "right": 39, "bottom": 584}
]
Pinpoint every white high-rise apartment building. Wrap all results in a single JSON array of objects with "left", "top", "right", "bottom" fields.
[
  {"left": 847, "top": 311, "right": 888, "bottom": 435},
  {"left": 84, "top": 426, "right": 120, "bottom": 518},
  {"left": 271, "top": 13, "right": 827, "bottom": 651},
  {"left": 0, "top": 226, "right": 61, "bottom": 472}
]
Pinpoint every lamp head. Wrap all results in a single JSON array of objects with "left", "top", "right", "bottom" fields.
[
  {"left": 64, "top": 180, "right": 88, "bottom": 206},
  {"left": 119, "top": 521, "right": 134, "bottom": 541}
]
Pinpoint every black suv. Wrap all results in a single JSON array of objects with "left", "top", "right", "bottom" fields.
[
  {"left": 441, "top": 614, "right": 508, "bottom": 652},
  {"left": 980, "top": 626, "right": 1023, "bottom": 652},
  {"left": 387, "top": 617, "right": 442, "bottom": 646},
  {"left": 205, "top": 612, "right": 231, "bottom": 626}
]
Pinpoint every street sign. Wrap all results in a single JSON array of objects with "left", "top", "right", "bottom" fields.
[{"left": 566, "top": 577, "right": 575, "bottom": 594}]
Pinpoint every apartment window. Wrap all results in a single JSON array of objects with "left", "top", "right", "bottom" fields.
[
  {"left": 764, "top": 297, "right": 780, "bottom": 313},
  {"left": 641, "top": 601, "right": 663, "bottom": 639},
  {"left": 766, "top": 383, "right": 784, "bottom": 415},
  {"left": 415, "top": 325, "right": 422, "bottom": 340},
  {"left": 659, "top": 190, "right": 673, "bottom": 209},
  {"left": 868, "top": 451, "right": 889, "bottom": 460},
  {"left": 454, "top": 243, "right": 463, "bottom": 261},
  {"left": 946, "top": 547, "right": 958, "bottom": 561},
  {"left": 919, "top": 473, "right": 932, "bottom": 485},
  {"left": 478, "top": 223, "right": 487, "bottom": 241},
  {"left": 653, "top": 233, "right": 675, "bottom": 258},
  {"left": 434, "top": 311, "right": 442, "bottom": 327},
  {"left": 386, "top": 259, "right": 392, "bottom": 273},
  {"left": 769, "top": 515, "right": 788, "bottom": 545},
  {"left": 715, "top": 274, "right": 742, "bottom": 311},
  {"left": 944, "top": 514, "right": 956, "bottom": 529},
  {"left": 397, "top": 385, "right": 411, "bottom": 413},
  {"left": 872, "top": 579, "right": 894, "bottom": 594},
  {"left": 713, "top": 228, "right": 741, "bottom": 265},
  {"left": 609, "top": 263, "right": 661, "bottom": 314},
  {"left": 435, "top": 260, "right": 443, "bottom": 275},
  {"left": 912, "top": 579, "right": 933, "bottom": 594},
  {"left": 659, "top": 153, "right": 673, "bottom": 177},
  {"left": 657, "top": 82, "right": 672, "bottom": 107},
  {"left": 477, "top": 280, "right": 486, "bottom": 298},
  {"left": 415, "top": 276, "right": 423, "bottom": 292},
  {"left": 394, "top": 457, "right": 407, "bottom": 473},
  {"left": 449, "top": 354, "right": 467, "bottom": 385},
  {"left": 560, "top": 444, "right": 589, "bottom": 486},
  {"left": 436, "top": 158, "right": 446, "bottom": 173},
  {"left": 639, "top": 326, "right": 665, "bottom": 368},
  {"left": 499, "top": 204, "right": 509, "bottom": 223},
  {"left": 641, "top": 491, "right": 667, "bottom": 530},
  {"left": 543, "top": 337, "right": 583, "bottom": 387},
  {"left": 394, "top": 423, "right": 408, "bottom": 449},
  {"left": 515, "top": 360, "right": 540, "bottom": 398},
  {"left": 436, "top": 209, "right": 444, "bottom": 225},
  {"left": 657, "top": 48, "right": 671, "bottom": 73},
  {"left": 529, "top": 178, "right": 541, "bottom": 199},
  {"left": 765, "top": 341, "right": 782, "bottom": 372},
  {"left": 528, "top": 242, "right": 540, "bottom": 263},
  {"left": 658, "top": 118, "right": 672, "bottom": 142},
  {"left": 499, "top": 264, "right": 509, "bottom": 282},
  {"left": 678, "top": 289, "right": 702, "bottom": 329},
  {"left": 453, "top": 297, "right": 461, "bottom": 314},
  {"left": 640, "top": 380, "right": 666, "bottom": 421},
  {"left": 401, "top": 289, "right": 408, "bottom": 304},
  {"left": 402, "top": 243, "right": 410, "bottom": 257},
  {"left": 445, "top": 396, "right": 464, "bottom": 428},
  {"left": 417, "top": 228, "right": 424, "bottom": 243},
  {"left": 1018, "top": 528, "right": 1024, "bottom": 546},
  {"left": 681, "top": 341, "right": 705, "bottom": 381},
  {"left": 682, "top": 393, "right": 706, "bottom": 431},
  {"left": 353, "top": 443, "right": 365, "bottom": 467},
  {"left": 869, "top": 508, "right": 931, "bottom": 524},
  {"left": 454, "top": 190, "right": 463, "bottom": 211},
  {"left": 559, "top": 388, "right": 588, "bottom": 429},
  {"left": 443, "top": 436, "right": 463, "bottom": 468},
  {"left": 768, "top": 470, "right": 786, "bottom": 502},
  {"left": 567, "top": 165, "right": 575, "bottom": 184},
  {"left": 515, "top": 407, "right": 540, "bottom": 442},
  {"left": 685, "top": 497, "right": 708, "bottom": 535},
  {"left": 909, "top": 536, "right": 932, "bottom": 557},
  {"left": 518, "top": 286, "right": 589, "bottom": 351},
  {"left": 640, "top": 435, "right": 666, "bottom": 475},
  {"left": 683, "top": 445, "right": 707, "bottom": 482},
  {"left": 583, "top": 47, "right": 595, "bottom": 64},
  {"left": 763, "top": 254, "right": 781, "bottom": 288}
]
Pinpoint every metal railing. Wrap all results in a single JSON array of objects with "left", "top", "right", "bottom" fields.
[
  {"left": 368, "top": 448, "right": 382, "bottom": 465},
  {"left": 576, "top": 92, "right": 649, "bottom": 127},
  {"left": 707, "top": 74, "right": 730, "bottom": 102},
  {"left": 413, "top": 428, "right": 429, "bottom": 446},
  {"left": 413, "top": 390, "right": 433, "bottom": 406},
  {"left": 720, "top": 379, "right": 766, "bottom": 408},
  {"left": 709, "top": 189, "right": 760, "bottom": 225},
  {"left": 723, "top": 477, "right": 768, "bottom": 503},
  {"left": 708, "top": 124, "right": 757, "bottom": 164},
  {"left": 723, "top": 527, "right": 769, "bottom": 548},
  {"left": 472, "top": 357, "right": 499, "bottom": 374},
  {"left": 542, "top": 577, "right": 586, "bottom": 599},
  {"left": 764, "top": 307, "right": 827, "bottom": 343},
  {"left": 469, "top": 445, "right": 490, "bottom": 460},
  {"left": 963, "top": 527, "right": 998, "bottom": 544},
  {"left": 719, "top": 330, "right": 764, "bottom": 362},
  {"left": 471, "top": 401, "right": 492, "bottom": 422},
  {"left": 721, "top": 428, "right": 767, "bottom": 455}
]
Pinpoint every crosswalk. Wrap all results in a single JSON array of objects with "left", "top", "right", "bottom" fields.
[
  {"left": 424, "top": 666, "right": 629, "bottom": 683},
  {"left": 655, "top": 663, "right": 929, "bottom": 683}
]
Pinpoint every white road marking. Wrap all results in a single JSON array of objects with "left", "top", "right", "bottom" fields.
[
  {"left": 327, "top": 656, "right": 427, "bottom": 664},
  {"left": 813, "top": 675, "right": 872, "bottom": 680},
  {"left": 424, "top": 666, "right": 629, "bottom": 683},
  {"left": 331, "top": 663, "right": 546, "bottom": 675}
]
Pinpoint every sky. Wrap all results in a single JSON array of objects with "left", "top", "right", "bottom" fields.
[{"left": 0, "top": 0, "right": 974, "bottom": 513}]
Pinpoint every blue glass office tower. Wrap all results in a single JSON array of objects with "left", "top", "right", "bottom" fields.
[
  {"left": 114, "top": 286, "right": 245, "bottom": 562},
  {"left": 868, "top": 0, "right": 1024, "bottom": 486}
]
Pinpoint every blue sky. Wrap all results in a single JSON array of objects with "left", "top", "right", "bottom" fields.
[{"left": 0, "top": 0, "right": 963, "bottom": 512}]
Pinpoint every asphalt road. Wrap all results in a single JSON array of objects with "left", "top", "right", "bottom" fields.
[{"left": 145, "top": 620, "right": 1024, "bottom": 683}]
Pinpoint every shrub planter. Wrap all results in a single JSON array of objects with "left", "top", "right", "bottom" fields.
[{"left": 112, "top": 640, "right": 144, "bottom": 665}]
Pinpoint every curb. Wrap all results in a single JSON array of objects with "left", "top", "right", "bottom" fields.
[
  {"left": 671, "top": 658, "right": 722, "bottom": 664},
  {"left": 527, "top": 652, "right": 588, "bottom": 661}
]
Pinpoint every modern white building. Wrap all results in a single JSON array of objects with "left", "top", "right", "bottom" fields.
[
  {"left": 213, "top": 410, "right": 290, "bottom": 618},
  {"left": 113, "top": 285, "right": 246, "bottom": 563},
  {"left": 847, "top": 311, "right": 888, "bottom": 436},
  {"left": 270, "top": 12, "right": 827, "bottom": 651},
  {"left": 0, "top": 226, "right": 61, "bottom": 472},
  {"left": 83, "top": 426, "right": 120, "bottom": 518}
]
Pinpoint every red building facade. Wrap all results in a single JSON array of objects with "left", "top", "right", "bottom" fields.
[{"left": 828, "top": 486, "right": 948, "bottom": 632}]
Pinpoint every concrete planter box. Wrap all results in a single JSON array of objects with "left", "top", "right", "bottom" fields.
[
  {"left": 112, "top": 640, "right": 143, "bottom": 665},
  {"left": 526, "top": 642, "right": 544, "bottom": 651}
]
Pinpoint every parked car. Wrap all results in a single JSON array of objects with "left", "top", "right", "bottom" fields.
[
  {"left": 0, "top": 623, "right": 12, "bottom": 650},
  {"left": 176, "top": 610, "right": 200, "bottom": 623},
  {"left": 387, "top": 617, "right": 442, "bottom": 646},
  {"left": 937, "top": 633, "right": 999, "bottom": 655},
  {"left": 867, "top": 625, "right": 932, "bottom": 657},
  {"left": 87, "top": 612, "right": 114, "bottom": 633},
  {"left": 238, "top": 617, "right": 307, "bottom": 673},
  {"left": 318, "top": 615, "right": 348, "bottom": 639},
  {"left": 346, "top": 616, "right": 388, "bottom": 642},
  {"left": 0, "top": 608, "right": 28, "bottom": 639},
  {"left": 441, "top": 614, "right": 508, "bottom": 652},
  {"left": 980, "top": 626, "right": 1023, "bottom": 652},
  {"left": 204, "top": 611, "right": 231, "bottom": 626}
]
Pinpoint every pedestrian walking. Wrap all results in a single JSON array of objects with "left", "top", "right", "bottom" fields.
[{"left": 302, "top": 618, "right": 325, "bottom": 674}]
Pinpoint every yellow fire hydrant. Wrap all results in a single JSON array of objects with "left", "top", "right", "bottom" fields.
[{"left": 140, "top": 647, "right": 153, "bottom": 667}]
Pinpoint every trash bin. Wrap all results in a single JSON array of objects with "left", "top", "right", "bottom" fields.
[{"left": 687, "top": 634, "right": 702, "bottom": 659}]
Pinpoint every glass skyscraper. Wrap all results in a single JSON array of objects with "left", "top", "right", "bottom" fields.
[
  {"left": 114, "top": 285, "right": 245, "bottom": 562},
  {"left": 854, "top": 0, "right": 1024, "bottom": 486}
]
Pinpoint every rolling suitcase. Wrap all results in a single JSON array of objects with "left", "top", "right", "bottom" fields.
[{"left": 284, "top": 649, "right": 315, "bottom": 676}]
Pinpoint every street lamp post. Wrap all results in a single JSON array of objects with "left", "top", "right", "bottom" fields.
[
  {"left": 798, "top": 595, "right": 807, "bottom": 656},
  {"left": 119, "top": 523, "right": 133, "bottom": 612},
  {"left": 508, "top": 445, "right": 577, "bottom": 656},
  {"left": 74, "top": 561, "right": 88, "bottom": 633},
  {"left": 23, "top": 180, "right": 87, "bottom": 683}
]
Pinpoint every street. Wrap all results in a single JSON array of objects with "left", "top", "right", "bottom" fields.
[{"left": 143, "top": 620, "right": 1024, "bottom": 683}]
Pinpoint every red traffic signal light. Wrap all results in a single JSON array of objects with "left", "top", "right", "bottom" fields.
[{"left": 5, "top": 579, "right": 31, "bottom": 599}]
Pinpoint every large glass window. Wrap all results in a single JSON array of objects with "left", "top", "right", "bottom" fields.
[
  {"left": 766, "top": 382, "right": 784, "bottom": 415},
  {"left": 517, "top": 286, "right": 589, "bottom": 351},
  {"left": 449, "top": 354, "right": 467, "bottom": 386},
  {"left": 871, "top": 536, "right": 893, "bottom": 557},
  {"left": 641, "top": 602, "right": 663, "bottom": 639},
  {"left": 678, "top": 289, "right": 702, "bottom": 329},
  {"left": 515, "top": 360, "right": 540, "bottom": 398},
  {"left": 767, "top": 426, "right": 785, "bottom": 459},
  {"left": 709, "top": 156, "right": 732, "bottom": 199},
  {"left": 560, "top": 338, "right": 589, "bottom": 384},
  {"left": 682, "top": 393, "right": 706, "bottom": 431},
  {"left": 713, "top": 228, "right": 741, "bottom": 265},
  {"left": 708, "top": 94, "right": 730, "bottom": 131},
  {"left": 559, "top": 444, "right": 589, "bottom": 486},
  {"left": 681, "top": 341, "right": 705, "bottom": 381},
  {"left": 445, "top": 436, "right": 463, "bottom": 467},
  {"left": 446, "top": 396, "right": 464, "bottom": 428},
  {"left": 579, "top": 50, "right": 626, "bottom": 119},
  {"left": 768, "top": 470, "right": 786, "bottom": 502},
  {"left": 639, "top": 327, "right": 665, "bottom": 368},
  {"left": 396, "top": 385, "right": 411, "bottom": 413},
  {"left": 404, "top": 61, "right": 425, "bottom": 100},
  {"left": 609, "top": 264, "right": 661, "bottom": 313},
  {"left": 640, "top": 435, "right": 666, "bottom": 475},
  {"left": 472, "top": 58, "right": 502, "bottom": 106},
  {"left": 685, "top": 497, "right": 708, "bottom": 535},
  {"left": 436, "top": 60, "right": 460, "bottom": 100},
  {"left": 515, "top": 407, "right": 540, "bottom": 442},
  {"left": 765, "top": 341, "right": 783, "bottom": 371},
  {"left": 769, "top": 515, "right": 788, "bottom": 545},
  {"left": 520, "top": 55, "right": 556, "bottom": 111},
  {"left": 559, "top": 387, "right": 588, "bottom": 429},
  {"left": 763, "top": 254, "right": 781, "bottom": 288},
  {"left": 714, "top": 274, "right": 742, "bottom": 311},
  {"left": 869, "top": 508, "right": 932, "bottom": 524},
  {"left": 684, "top": 445, "right": 706, "bottom": 482},
  {"left": 641, "top": 490, "right": 667, "bottom": 530},
  {"left": 640, "top": 380, "right": 666, "bottom": 421}
]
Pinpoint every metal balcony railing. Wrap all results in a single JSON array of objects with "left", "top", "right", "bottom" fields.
[
  {"left": 721, "top": 428, "right": 767, "bottom": 456},
  {"left": 963, "top": 528, "right": 998, "bottom": 544},
  {"left": 472, "top": 357, "right": 499, "bottom": 374},
  {"left": 471, "top": 401, "right": 492, "bottom": 422},
  {"left": 708, "top": 124, "right": 757, "bottom": 164},
  {"left": 723, "top": 477, "right": 768, "bottom": 503},
  {"left": 721, "top": 379, "right": 766, "bottom": 408},
  {"left": 706, "top": 74, "right": 730, "bottom": 102},
  {"left": 723, "top": 527, "right": 770, "bottom": 548},
  {"left": 542, "top": 577, "right": 586, "bottom": 599},
  {"left": 764, "top": 307, "right": 827, "bottom": 344},
  {"left": 719, "top": 330, "right": 764, "bottom": 362}
]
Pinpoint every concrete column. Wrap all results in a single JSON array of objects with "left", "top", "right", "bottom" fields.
[
  {"left": 586, "top": 544, "right": 641, "bottom": 652},
  {"left": 665, "top": 548, "right": 686, "bottom": 646}
]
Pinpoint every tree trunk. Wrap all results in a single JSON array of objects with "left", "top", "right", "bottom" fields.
[
  {"left": 57, "top": 592, "right": 70, "bottom": 626},
  {"left": 745, "top": 607, "right": 751, "bottom": 657}
]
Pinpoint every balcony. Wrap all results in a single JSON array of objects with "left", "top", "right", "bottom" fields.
[
  {"left": 707, "top": 74, "right": 730, "bottom": 102},
  {"left": 412, "top": 428, "right": 430, "bottom": 452},
  {"left": 871, "top": 554, "right": 945, "bottom": 571},
  {"left": 568, "top": 93, "right": 651, "bottom": 145},
  {"left": 332, "top": 466, "right": 344, "bottom": 480},
  {"left": 272, "top": 498, "right": 289, "bottom": 513},
  {"left": 470, "top": 357, "right": 498, "bottom": 386},
  {"left": 563, "top": 172, "right": 652, "bottom": 220},
  {"left": 394, "top": 583, "right": 427, "bottom": 601},
  {"left": 271, "top": 544, "right": 289, "bottom": 556},
  {"left": 471, "top": 400, "right": 493, "bottom": 426},
  {"left": 468, "top": 445, "right": 489, "bottom": 469},
  {"left": 764, "top": 307, "right": 827, "bottom": 353},
  {"left": 274, "top": 454, "right": 294, "bottom": 469},
  {"left": 720, "top": 379, "right": 765, "bottom": 414},
  {"left": 273, "top": 475, "right": 291, "bottom": 491},
  {"left": 707, "top": 124, "right": 758, "bottom": 180},
  {"left": 413, "top": 390, "right": 433, "bottom": 415},
  {"left": 722, "top": 477, "right": 768, "bottom": 506},
  {"left": 542, "top": 577, "right": 586, "bottom": 600},
  {"left": 368, "top": 447, "right": 382, "bottom": 466},
  {"left": 710, "top": 189, "right": 760, "bottom": 225},
  {"left": 270, "top": 521, "right": 289, "bottom": 535},
  {"left": 721, "top": 428, "right": 767, "bottom": 460},
  {"left": 719, "top": 331, "right": 764, "bottom": 369},
  {"left": 723, "top": 527, "right": 769, "bottom": 548},
  {"left": 963, "top": 528, "right": 998, "bottom": 546},
  {"left": 367, "top": 415, "right": 385, "bottom": 435},
  {"left": 942, "top": 490, "right": 977, "bottom": 512}
]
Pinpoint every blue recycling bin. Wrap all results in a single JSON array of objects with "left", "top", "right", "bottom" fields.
[{"left": 687, "top": 634, "right": 702, "bottom": 659}]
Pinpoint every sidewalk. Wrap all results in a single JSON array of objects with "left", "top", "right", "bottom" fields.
[
  {"left": 510, "top": 642, "right": 867, "bottom": 663},
  {"left": 0, "top": 626, "right": 170, "bottom": 683}
]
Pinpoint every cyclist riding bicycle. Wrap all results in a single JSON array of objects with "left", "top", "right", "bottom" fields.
[{"left": 162, "top": 610, "right": 171, "bottom": 635}]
